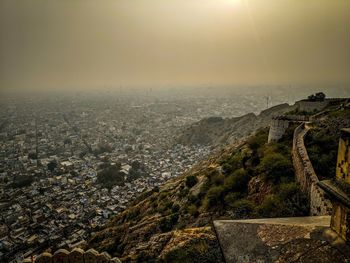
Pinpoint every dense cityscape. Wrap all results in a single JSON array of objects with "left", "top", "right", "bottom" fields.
[{"left": 0, "top": 88, "right": 286, "bottom": 262}]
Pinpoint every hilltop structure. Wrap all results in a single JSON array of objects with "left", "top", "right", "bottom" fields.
[{"left": 295, "top": 92, "right": 329, "bottom": 113}]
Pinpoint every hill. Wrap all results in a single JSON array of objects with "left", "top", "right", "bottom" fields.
[
  {"left": 175, "top": 103, "right": 294, "bottom": 147},
  {"left": 88, "top": 125, "right": 309, "bottom": 262},
  {"left": 87, "top": 101, "right": 350, "bottom": 262}
]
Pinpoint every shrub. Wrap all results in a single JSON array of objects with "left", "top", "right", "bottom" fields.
[
  {"left": 306, "top": 128, "right": 338, "bottom": 180},
  {"left": 231, "top": 199, "right": 255, "bottom": 218},
  {"left": 247, "top": 128, "right": 268, "bottom": 151},
  {"left": 185, "top": 175, "right": 198, "bottom": 188},
  {"left": 257, "top": 183, "right": 309, "bottom": 218},
  {"left": 97, "top": 163, "right": 125, "bottom": 189},
  {"left": 223, "top": 168, "right": 250, "bottom": 193},
  {"left": 204, "top": 185, "right": 225, "bottom": 208},
  {"left": 188, "top": 194, "right": 201, "bottom": 207},
  {"left": 178, "top": 188, "right": 189, "bottom": 198},
  {"left": 187, "top": 204, "right": 199, "bottom": 217},
  {"left": 258, "top": 152, "right": 293, "bottom": 183},
  {"left": 172, "top": 203, "right": 180, "bottom": 213},
  {"left": 220, "top": 152, "right": 244, "bottom": 175},
  {"left": 159, "top": 213, "right": 179, "bottom": 232},
  {"left": 224, "top": 192, "right": 242, "bottom": 208}
]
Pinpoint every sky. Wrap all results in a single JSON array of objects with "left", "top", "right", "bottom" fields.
[{"left": 1, "top": 0, "right": 350, "bottom": 91}]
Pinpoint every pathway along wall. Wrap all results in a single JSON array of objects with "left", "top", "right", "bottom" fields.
[
  {"left": 22, "top": 248, "right": 121, "bottom": 263},
  {"left": 292, "top": 123, "right": 332, "bottom": 216}
]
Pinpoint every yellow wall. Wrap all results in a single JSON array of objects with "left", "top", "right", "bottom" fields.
[
  {"left": 331, "top": 202, "right": 349, "bottom": 242},
  {"left": 336, "top": 129, "right": 350, "bottom": 184}
]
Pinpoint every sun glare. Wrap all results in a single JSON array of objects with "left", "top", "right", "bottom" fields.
[{"left": 227, "top": 0, "right": 241, "bottom": 5}]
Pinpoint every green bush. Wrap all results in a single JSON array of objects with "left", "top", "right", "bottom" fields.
[
  {"left": 185, "top": 175, "right": 198, "bottom": 188},
  {"left": 258, "top": 152, "right": 293, "bottom": 183},
  {"left": 305, "top": 128, "right": 338, "bottom": 180},
  {"left": 223, "top": 168, "right": 250, "bottom": 193},
  {"left": 187, "top": 204, "right": 199, "bottom": 217},
  {"left": 159, "top": 213, "right": 179, "bottom": 232},
  {"left": 231, "top": 199, "right": 255, "bottom": 218},
  {"left": 257, "top": 182, "right": 309, "bottom": 218},
  {"left": 204, "top": 186, "right": 225, "bottom": 208},
  {"left": 247, "top": 128, "right": 268, "bottom": 151},
  {"left": 224, "top": 192, "right": 242, "bottom": 208},
  {"left": 172, "top": 203, "right": 180, "bottom": 213},
  {"left": 220, "top": 152, "right": 244, "bottom": 175},
  {"left": 97, "top": 163, "right": 125, "bottom": 189}
]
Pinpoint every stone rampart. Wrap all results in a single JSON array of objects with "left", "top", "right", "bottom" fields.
[
  {"left": 296, "top": 100, "right": 329, "bottom": 113},
  {"left": 292, "top": 123, "right": 332, "bottom": 215},
  {"left": 22, "top": 248, "right": 121, "bottom": 263},
  {"left": 268, "top": 118, "right": 290, "bottom": 143},
  {"left": 267, "top": 115, "right": 308, "bottom": 143}
]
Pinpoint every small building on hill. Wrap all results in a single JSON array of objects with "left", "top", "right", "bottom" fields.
[{"left": 295, "top": 92, "right": 329, "bottom": 113}]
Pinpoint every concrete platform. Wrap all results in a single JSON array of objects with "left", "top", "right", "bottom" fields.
[{"left": 213, "top": 216, "right": 350, "bottom": 263}]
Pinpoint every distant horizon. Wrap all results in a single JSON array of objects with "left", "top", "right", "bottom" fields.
[{"left": 1, "top": 0, "right": 350, "bottom": 91}]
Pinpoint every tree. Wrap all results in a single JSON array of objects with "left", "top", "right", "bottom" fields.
[
  {"left": 28, "top": 152, "right": 37, "bottom": 159},
  {"left": 258, "top": 153, "right": 293, "bottom": 182},
  {"left": 47, "top": 160, "right": 57, "bottom": 172},
  {"left": 205, "top": 186, "right": 225, "bottom": 208},
  {"left": 185, "top": 175, "right": 198, "bottom": 188},
  {"left": 97, "top": 163, "right": 125, "bottom": 189},
  {"left": 223, "top": 168, "right": 249, "bottom": 193}
]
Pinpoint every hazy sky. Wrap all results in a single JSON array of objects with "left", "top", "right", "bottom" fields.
[{"left": 1, "top": 0, "right": 350, "bottom": 91}]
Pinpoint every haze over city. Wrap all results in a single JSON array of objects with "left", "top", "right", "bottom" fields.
[
  {"left": 1, "top": 0, "right": 350, "bottom": 92},
  {"left": 1, "top": 1, "right": 350, "bottom": 263}
]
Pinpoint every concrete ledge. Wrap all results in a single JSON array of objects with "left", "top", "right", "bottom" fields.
[{"left": 214, "top": 216, "right": 349, "bottom": 263}]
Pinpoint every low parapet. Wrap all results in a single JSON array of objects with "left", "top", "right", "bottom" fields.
[
  {"left": 213, "top": 216, "right": 350, "bottom": 263},
  {"left": 22, "top": 248, "right": 121, "bottom": 263}
]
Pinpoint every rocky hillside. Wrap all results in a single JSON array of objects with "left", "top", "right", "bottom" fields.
[
  {"left": 175, "top": 103, "right": 295, "bottom": 147},
  {"left": 88, "top": 125, "right": 309, "bottom": 262}
]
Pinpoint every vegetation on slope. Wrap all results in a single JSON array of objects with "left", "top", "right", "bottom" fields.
[
  {"left": 305, "top": 108, "right": 350, "bottom": 180},
  {"left": 88, "top": 125, "right": 309, "bottom": 262},
  {"left": 97, "top": 162, "right": 125, "bottom": 189}
]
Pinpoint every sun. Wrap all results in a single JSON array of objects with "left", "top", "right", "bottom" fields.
[
  {"left": 224, "top": 0, "right": 243, "bottom": 7},
  {"left": 228, "top": 0, "right": 241, "bottom": 3}
]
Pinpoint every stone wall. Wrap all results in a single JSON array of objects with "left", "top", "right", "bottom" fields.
[
  {"left": 267, "top": 115, "right": 308, "bottom": 143},
  {"left": 22, "top": 248, "right": 121, "bottom": 263},
  {"left": 292, "top": 123, "right": 332, "bottom": 215},
  {"left": 296, "top": 100, "right": 329, "bottom": 113},
  {"left": 268, "top": 118, "right": 290, "bottom": 143}
]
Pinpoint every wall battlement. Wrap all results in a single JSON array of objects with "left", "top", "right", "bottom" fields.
[
  {"left": 296, "top": 100, "right": 329, "bottom": 113},
  {"left": 292, "top": 123, "right": 332, "bottom": 215},
  {"left": 267, "top": 115, "right": 308, "bottom": 143},
  {"left": 268, "top": 118, "right": 290, "bottom": 143},
  {"left": 22, "top": 248, "right": 121, "bottom": 263}
]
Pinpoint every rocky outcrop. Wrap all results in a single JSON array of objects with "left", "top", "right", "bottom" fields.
[
  {"left": 22, "top": 248, "right": 121, "bottom": 263},
  {"left": 214, "top": 216, "right": 349, "bottom": 263},
  {"left": 292, "top": 123, "right": 332, "bottom": 215},
  {"left": 176, "top": 103, "right": 295, "bottom": 147}
]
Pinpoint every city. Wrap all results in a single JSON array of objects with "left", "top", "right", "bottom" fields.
[{"left": 0, "top": 88, "right": 283, "bottom": 262}]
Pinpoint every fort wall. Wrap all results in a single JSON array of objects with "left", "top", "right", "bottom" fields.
[
  {"left": 22, "top": 248, "right": 121, "bottom": 263},
  {"left": 292, "top": 123, "right": 332, "bottom": 215},
  {"left": 267, "top": 115, "right": 308, "bottom": 143},
  {"left": 296, "top": 100, "right": 329, "bottom": 113},
  {"left": 268, "top": 118, "right": 290, "bottom": 143}
]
